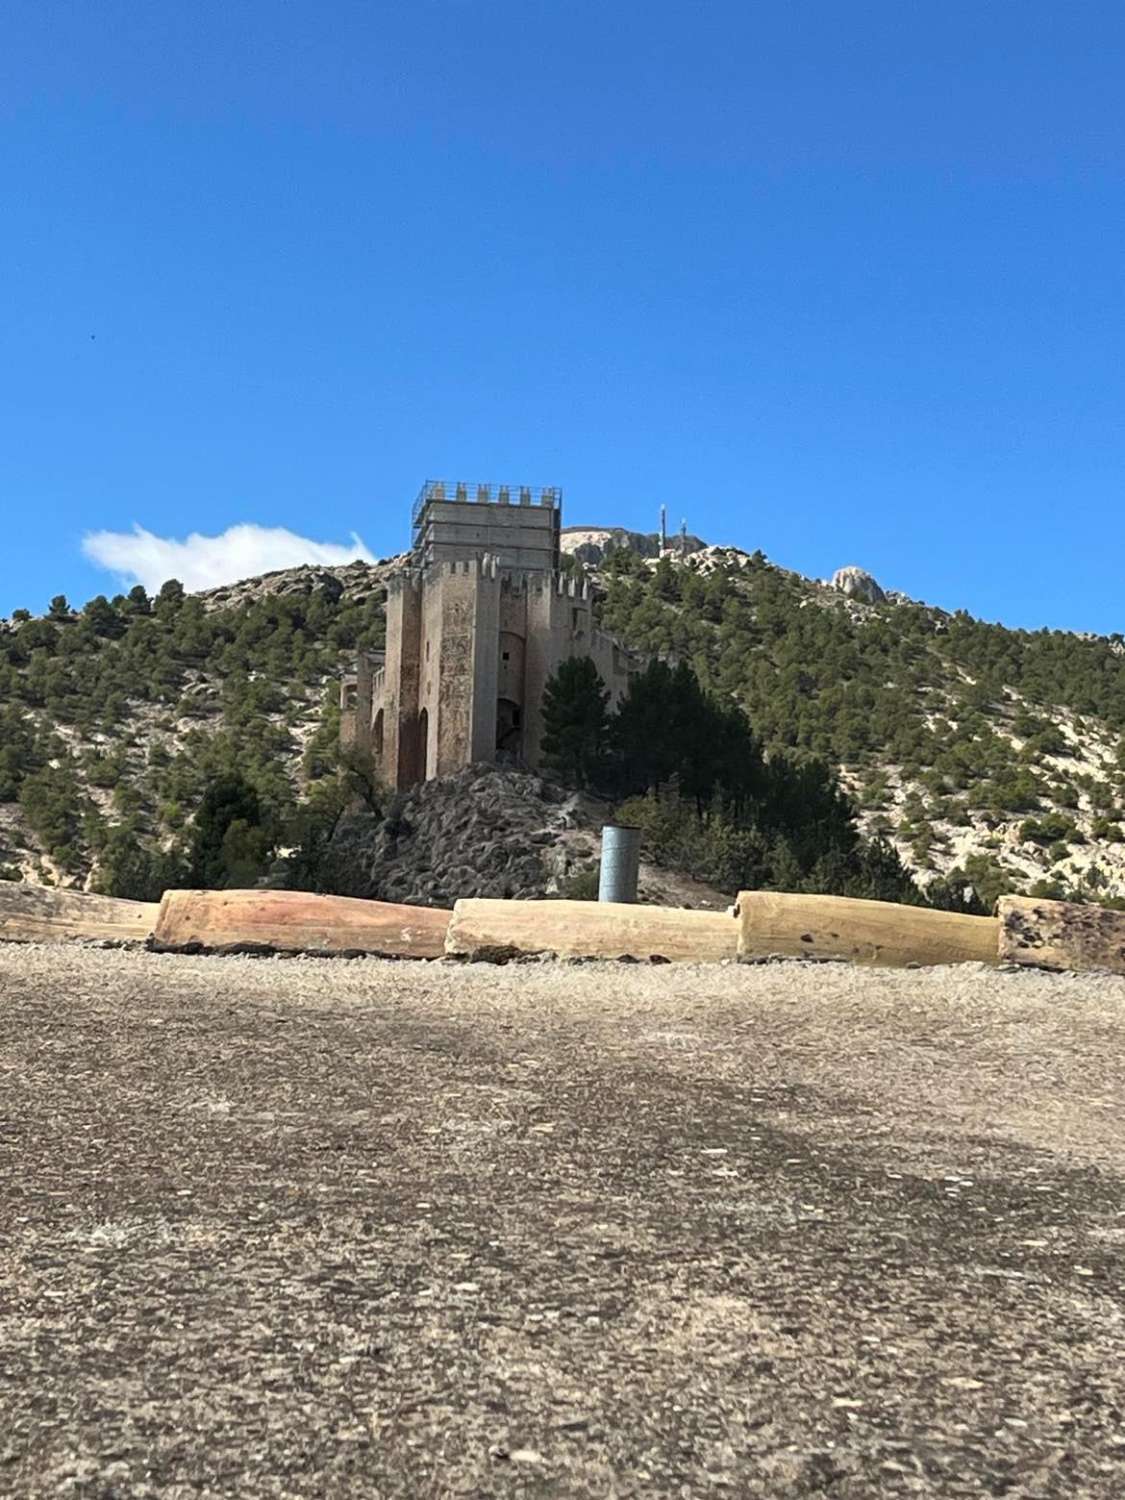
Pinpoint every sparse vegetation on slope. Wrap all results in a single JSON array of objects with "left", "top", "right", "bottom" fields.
[
  {"left": 0, "top": 570, "right": 387, "bottom": 889},
  {"left": 3, "top": 536, "right": 1125, "bottom": 906},
  {"left": 592, "top": 543, "right": 1125, "bottom": 905}
]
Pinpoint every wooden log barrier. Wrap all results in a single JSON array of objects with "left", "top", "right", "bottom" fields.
[
  {"left": 153, "top": 888, "right": 451, "bottom": 958},
  {"left": 735, "top": 890, "right": 999, "bottom": 968},
  {"left": 0, "top": 882, "right": 159, "bottom": 945},
  {"left": 444, "top": 897, "right": 739, "bottom": 962},
  {"left": 998, "top": 894, "right": 1125, "bottom": 974}
]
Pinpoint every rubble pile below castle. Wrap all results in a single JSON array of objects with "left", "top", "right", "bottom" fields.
[
  {"left": 322, "top": 765, "right": 588, "bottom": 908},
  {"left": 321, "top": 765, "right": 734, "bottom": 912}
]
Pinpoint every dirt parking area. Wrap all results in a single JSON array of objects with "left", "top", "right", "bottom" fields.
[{"left": 2, "top": 944, "right": 1125, "bottom": 1498}]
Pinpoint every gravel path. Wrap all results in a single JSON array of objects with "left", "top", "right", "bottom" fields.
[{"left": 3, "top": 945, "right": 1125, "bottom": 1497}]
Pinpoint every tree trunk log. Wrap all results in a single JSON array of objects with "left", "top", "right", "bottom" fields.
[
  {"left": 0, "top": 882, "right": 159, "bottom": 944},
  {"left": 735, "top": 890, "right": 999, "bottom": 967},
  {"left": 153, "top": 889, "right": 450, "bottom": 958},
  {"left": 445, "top": 898, "right": 739, "bottom": 962},
  {"left": 998, "top": 894, "right": 1125, "bottom": 974}
]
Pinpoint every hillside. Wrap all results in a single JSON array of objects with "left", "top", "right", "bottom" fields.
[
  {"left": 3, "top": 533, "right": 1125, "bottom": 907},
  {"left": 587, "top": 539, "right": 1125, "bottom": 907}
]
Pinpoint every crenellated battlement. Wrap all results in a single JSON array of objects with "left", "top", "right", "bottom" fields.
[
  {"left": 439, "top": 554, "right": 501, "bottom": 579},
  {"left": 412, "top": 480, "right": 561, "bottom": 533},
  {"left": 412, "top": 479, "right": 562, "bottom": 574},
  {"left": 387, "top": 568, "right": 423, "bottom": 598},
  {"left": 386, "top": 555, "right": 593, "bottom": 598}
]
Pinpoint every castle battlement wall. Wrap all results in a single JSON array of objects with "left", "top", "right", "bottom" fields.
[
  {"left": 387, "top": 569, "right": 423, "bottom": 598},
  {"left": 414, "top": 480, "right": 561, "bottom": 513},
  {"left": 439, "top": 555, "right": 501, "bottom": 579}
]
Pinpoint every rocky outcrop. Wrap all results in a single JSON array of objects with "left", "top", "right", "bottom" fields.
[
  {"left": 560, "top": 527, "right": 705, "bottom": 567},
  {"left": 196, "top": 557, "right": 403, "bottom": 613},
  {"left": 831, "top": 566, "right": 887, "bottom": 605},
  {"left": 322, "top": 766, "right": 586, "bottom": 907}
]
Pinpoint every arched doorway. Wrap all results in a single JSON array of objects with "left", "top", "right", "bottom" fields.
[
  {"left": 372, "top": 708, "right": 384, "bottom": 760},
  {"left": 496, "top": 698, "right": 522, "bottom": 762}
]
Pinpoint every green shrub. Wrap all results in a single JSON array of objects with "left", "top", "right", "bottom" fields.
[
  {"left": 559, "top": 867, "right": 600, "bottom": 901},
  {"left": 1019, "top": 812, "right": 1079, "bottom": 846}
]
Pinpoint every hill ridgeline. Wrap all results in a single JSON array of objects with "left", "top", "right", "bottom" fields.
[{"left": 2, "top": 526, "right": 1125, "bottom": 910}]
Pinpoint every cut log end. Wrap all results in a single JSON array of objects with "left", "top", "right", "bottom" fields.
[
  {"left": 0, "top": 883, "right": 159, "bottom": 945},
  {"left": 998, "top": 895, "right": 1125, "bottom": 975}
]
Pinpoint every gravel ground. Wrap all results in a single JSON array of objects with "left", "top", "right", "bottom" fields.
[{"left": 3, "top": 945, "right": 1125, "bottom": 1498}]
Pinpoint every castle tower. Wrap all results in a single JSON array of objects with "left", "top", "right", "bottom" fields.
[
  {"left": 381, "top": 570, "right": 423, "bottom": 785},
  {"left": 346, "top": 480, "right": 637, "bottom": 790},
  {"left": 412, "top": 480, "right": 561, "bottom": 572},
  {"left": 417, "top": 555, "right": 502, "bottom": 778}
]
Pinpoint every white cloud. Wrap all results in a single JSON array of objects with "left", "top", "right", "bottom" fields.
[{"left": 82, "top": 523, "right": 376, "bottom": 594}]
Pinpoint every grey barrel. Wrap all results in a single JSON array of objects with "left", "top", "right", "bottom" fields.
[{"left": 598, "top": 824, "right": 642, "bottom": 904}]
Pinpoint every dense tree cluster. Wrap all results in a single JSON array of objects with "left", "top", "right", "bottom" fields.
[
  {"left": 595, "top": 547, "right": 1125, "bottom": 905},
  {"left": 599, "top": 549, "right": 1125, "bottom": 765},
  {"left": 541, "top": 653, "right": 979, "bottom": 909}
]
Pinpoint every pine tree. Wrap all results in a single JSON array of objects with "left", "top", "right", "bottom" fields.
[
  {"left": 609, "top": 658, "right": 685, "bottom": 794},
  {"left": 186, "top": 773, "right": 271, "bottom": 888},
  {"left": 540, "top": 657, "right": 610, "bottom": 788}
]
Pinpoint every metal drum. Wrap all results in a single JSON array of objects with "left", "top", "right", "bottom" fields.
[{"left": 597, "top": 824, "right": 642, "bottom": 904}]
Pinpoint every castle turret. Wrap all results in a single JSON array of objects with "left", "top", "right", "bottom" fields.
[{"left": 411, "top": 480, "right": 561, "bottom": 573}]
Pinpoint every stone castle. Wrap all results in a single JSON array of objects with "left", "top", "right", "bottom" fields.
[{"left": 340, "top": 481, "right": 639, "bottom": 789}]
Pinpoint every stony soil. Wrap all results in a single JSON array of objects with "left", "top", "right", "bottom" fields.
[
  {"left": 323, "top": 767, "right": 580, "bottom": 907},
  {"left": 322, "top": 764, "right": 732, "bottom": 912},
  {"left": 3, "top": 945, "right": 1125, "bottom": 1497}
]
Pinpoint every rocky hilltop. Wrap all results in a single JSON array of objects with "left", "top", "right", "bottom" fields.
[
  {"left": 194, "top": 556, "right": 403, "bottom": 613},
  {"left": 4, "top": 529, "right": 1125, "bottom": 908},
  {"left": 560, "top": 526, "right": 706, "bottom": 566}
]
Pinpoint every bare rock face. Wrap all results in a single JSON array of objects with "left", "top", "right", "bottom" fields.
[
  {"left": 195, "top": 557, "right": 403, "bottom": 613},
  {"left": 831, "top": 566, "right": 887, "bottom": 605},
  {"left": 560, "top": 527, "right": 705, "bottom": 567},
  {"left": 322, "top": 765, "right": 578, "bottom": 908}
]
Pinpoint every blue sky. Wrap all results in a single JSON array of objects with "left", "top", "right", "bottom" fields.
[{"left": 2, "top": 1, "right": 1123, "bottom": 629}]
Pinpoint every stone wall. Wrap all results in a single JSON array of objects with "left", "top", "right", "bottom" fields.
[
  {"left": 382, "top": 573, "right": 422, "bottom": 785},
  {"left": 523, "top": 574, "right": 635, "bottom": 767},
  {"left": 417, "top": 496, "right": 559, "bottom": 573}
]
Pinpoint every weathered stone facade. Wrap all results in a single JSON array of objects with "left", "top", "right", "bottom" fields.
[{"left": 341, "top": 483, "right": 638, "bottom": 789}]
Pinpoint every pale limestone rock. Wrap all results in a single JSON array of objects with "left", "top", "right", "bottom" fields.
[{"left": 831, "top": 566, "right": 887, "bottom": 604}]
